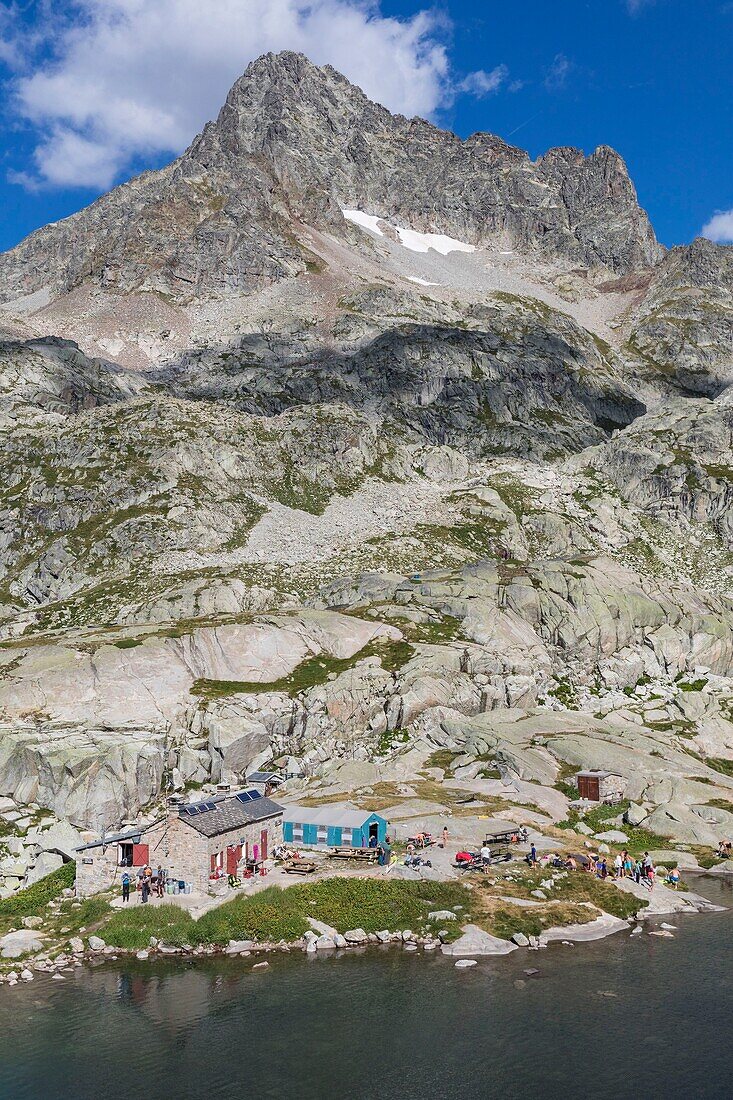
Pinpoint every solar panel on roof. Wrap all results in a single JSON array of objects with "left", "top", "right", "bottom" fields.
[
  {"left": 236, "top": 791, "right": 253, "bottom": 803},
  {"left": 248, "top": 790, "right": 262, "bottom": 800}
]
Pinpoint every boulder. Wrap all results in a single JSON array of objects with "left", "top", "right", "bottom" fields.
[
  {"left": 36, "top": 821, "right": 84, "bottom": 860},
  {"left": 624, "top": 803, "right": 649, "bottom": 827},
  {"left": 594, "top": 830, "right": 629, "bottom": 843},
  {"left": 441, "top": 925, "right": 518, "bottom": 956},
  {"left": 511, "top": 932, "right": 530, "bottom": 947},
  {"left": 0, "top": 930, "right": 45, "bottom": 958},
  {"left": 25, "top": 852, "right": 64, "bottom": 885},
  {"left": 344, "top": 928, "right": 368, "bottom": 944},
  {"left": 428, "top": 910, "right": 457, "bottom": 921},
  {"left": 225, "top": 940, "right": 254, "bottom": 954},
  {"left": 307, "top": 918, "right": 338, "bottom": 937},
  {"left": 88, "top": 935, "right": 106, "bottom": 951},
  {"left": 315, "top": 934, "right": 336, "bottom": 950}
]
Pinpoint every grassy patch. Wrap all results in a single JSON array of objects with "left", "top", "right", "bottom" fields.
[
  {"left": 556, "top": 800, "right": 669, "bottom": 855},
  {"left": 103, "top": 903, "right": 197, "bottom": 950},
  {"left": 424, "top": 749, "right": 459, "bottom": 774},
  {"left": 0, "top": 862, "right": 75, "bottom": 934},
  {"left": 488, "top": 902, "right": 594, "bottom": 940},
  {"left": 192, "top": 640, "right": 416, "bottom": 700},
  {"left": 101, "top": 879, "right": 474, "bottom": 948},
  {"left": 482, "top": 864, "right": 644, "bottom": 921},
  {"left": 705, "top": 757, "right": 733, "bottom": 779}
]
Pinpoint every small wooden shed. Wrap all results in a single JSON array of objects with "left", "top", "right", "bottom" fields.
[
  {"left": 575, "top": 770, "right": 626, "bottom": 803},
  {"left": 282, "top": 804, "right": 389, "bottom": 849}
]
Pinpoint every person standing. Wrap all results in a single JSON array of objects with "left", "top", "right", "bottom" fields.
[
  {"left": 141, "top": 876, "right": 150, "bottom": 903},
  {"left": 156, "top": 865, "right": 166, "bottom": 898},
  {"left": 121, "top": 870, "right": 131, "bottom": 904},
  {"left": 442, "top": 826, "right": 449, "bottom": 848},
  {"left": 530, "top": 843, "right": 538, "bottom": 865},
  {"left": 614, "top": 853, "right": 623, "bottom": 879}
]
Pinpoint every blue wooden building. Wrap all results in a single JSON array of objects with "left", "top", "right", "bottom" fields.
[{"left": 282, "top": 804, "right": 389, "bottom": 849}]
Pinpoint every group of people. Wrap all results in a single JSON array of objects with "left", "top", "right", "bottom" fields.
[
  {"left": 120, "top": 864, "right": 167, "bottom": 903},
  {"left": 717, "top": 840, "right": 732, "bottom": 859},
  {"left": 525, "top": 843, "right": 682, "bottom": 891}
]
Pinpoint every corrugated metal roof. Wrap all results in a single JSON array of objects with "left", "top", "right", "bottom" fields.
[
  {"left": 282, "top": 803, "right": 384, "bottom": 828},
  {"left": 179, "top": 794, "right": 283, "bottom": 837},
  {"left": 75, "top": 821, "right": 164, "bottom": 852},
  {"left": 246, "top": 771, "right": 283, "bottom": 783}
]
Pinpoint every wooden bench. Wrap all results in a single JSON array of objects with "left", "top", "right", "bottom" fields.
[{"left": 327, "top": 847, "right": 380, "bottom": 863}]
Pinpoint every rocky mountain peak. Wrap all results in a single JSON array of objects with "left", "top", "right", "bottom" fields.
[{"left": 0, "top": 50, "right": 663, "bottom": 307}]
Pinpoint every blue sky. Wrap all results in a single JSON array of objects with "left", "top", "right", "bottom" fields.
[{"left": 0, "top": 0, "right": 731, "bottom": 253}]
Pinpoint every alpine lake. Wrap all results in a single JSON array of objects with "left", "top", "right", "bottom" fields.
[{"left": 1, "top": 874, "right": 731, "bottom": 1100}]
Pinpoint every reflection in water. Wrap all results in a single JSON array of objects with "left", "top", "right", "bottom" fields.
[{"left": 1, "top": 876, "right": 732, "bottom": 1100}]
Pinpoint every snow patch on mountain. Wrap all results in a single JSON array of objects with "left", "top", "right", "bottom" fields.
[{"left": 342, "top": 209, "right": 475, "bottom": 256}]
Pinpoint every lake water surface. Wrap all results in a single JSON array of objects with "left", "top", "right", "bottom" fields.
[{"left": 2, "top": 875, "right": 732, "bottom": 1100}]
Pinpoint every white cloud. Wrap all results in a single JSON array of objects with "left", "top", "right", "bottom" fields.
[
  {"left": 459, "top": 64, "right": 508, "bottom": 98},
  {"left": 702, "top": 210, "right": 733, "bottom": 244},
  {"left": 544, "top": 53, "right": 571, "bottom": 92},
  {"left": 7, "top": 0, "right": 468, "bottom": 190}
]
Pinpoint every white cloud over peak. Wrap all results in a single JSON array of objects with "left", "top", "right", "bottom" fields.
[
  {"left": 702, "top": 210, "right": 733, "bottom": 244},
  {"left": 5, "top": 0, "right": 507, "bottom": 191},
  {"left": 459, "top": 65, "right": 508, "bottom": 98}
]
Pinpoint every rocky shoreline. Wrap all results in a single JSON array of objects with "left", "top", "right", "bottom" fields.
[{"left": 1, "top": 874, "right": 725, "bottom": 987}]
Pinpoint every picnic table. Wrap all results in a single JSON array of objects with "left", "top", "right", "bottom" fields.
[
  {"left": 484, "top": 827, "right": 528, "bottom": 846},
  {"left": 327, "top": 846, "right": 381, "bottom": 863},
  {"left": 283, "top": 859, "right": 317, "bottom": 875}
]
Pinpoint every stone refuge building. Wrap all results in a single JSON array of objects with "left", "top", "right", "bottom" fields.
[{"left": 75, "top": 790, "right": 284, "bottom": 896}]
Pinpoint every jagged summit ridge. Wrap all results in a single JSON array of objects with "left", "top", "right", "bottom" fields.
[{"left": 0, "top": 50, "right": 661, "bottom": 306}]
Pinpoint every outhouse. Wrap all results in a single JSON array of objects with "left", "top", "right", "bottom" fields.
[
  {"left": 282, "top": 804, "right": 389, "bottom": 849},
  {"left": 575, "top": 770, "right": 626, "bottom": 803},
  {"left": 246, "top": 770, "right": 286, "bottom": 796}
]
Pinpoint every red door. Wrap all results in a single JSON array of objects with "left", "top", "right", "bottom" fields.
[
  {"left": 226, "top": 845, "right": 242, "bottom": 875},
  {"left": 260, "top": 829, "right": 268, "bottom": 860},
  {"left": 131, "top": 843, "right": 149, "bottom": 867}
]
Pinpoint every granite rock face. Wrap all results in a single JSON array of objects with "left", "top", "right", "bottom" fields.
[{"left": 0, "top": 53, "right": 661, "bottom": 306}]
